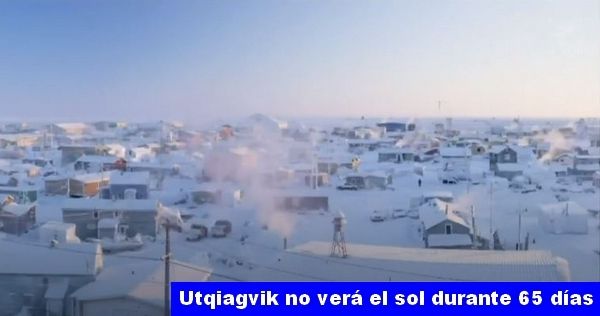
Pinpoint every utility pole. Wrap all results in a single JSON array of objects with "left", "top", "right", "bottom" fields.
[
  {"left": 489, "top": 180, "right": 494, "bottom": 249},
  {"left": 164, "top": 221, "right": 172, "bottom": 316},
  {"left": 517, "top": 208, "right": 527, "bottom": 251}
]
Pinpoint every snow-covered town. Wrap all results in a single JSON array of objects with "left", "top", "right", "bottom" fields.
[
  {"left": 0, "top": 116, "right": 599, "bottom": 314},
  {"left": 2, "top": 0, "right": 599, "bottom": 315}
]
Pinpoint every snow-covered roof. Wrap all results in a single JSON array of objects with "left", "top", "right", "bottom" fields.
[
  {"left": 0, "top": 238, "right": 102, "bottom": 276},
  {"left": 62, "top": 199, "right": 159, "bottom": 212},
  {"left": 440, "top": 147, "right": 471, "bottom": 158},
  {"left": 54, "top": 122, "right": 89, "bottom": 130},
  {"left": 292, "top": 241, "right": 569, "bottom": 281},
  {"left": 71, "top": 259, "right": 210, "bottom": 305},
  {"left": 109, "top": 171, "right": 150, "bottom": 185},
  {"left": 40, "top": 221, "right": 76, "bottom": 231},
  {"left": 76, "top": 155, "right": 121, "bottom": 164},
  {"left": 1, "top": 202, "right": 35, "bottom": 216},
  {"left": 419, "top": 199, "right": 470, "bottom": 230},
  {"left": 71, "top": 172, "right": 110, "bottom": 183}
]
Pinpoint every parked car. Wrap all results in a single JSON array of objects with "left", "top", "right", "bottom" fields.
[
  {"left": 186, "top": 223, "right": 208, "bottom": 241},
  {"left": 392, "top": 209, "right": 407, "bottom": 219},
  {"left": 370, "top": 210, "right": 386, "bottom": 222},
  {"left": 441, "top": 176, "right": 458, "bottom": 184},
  {"left": 211, "top": 220, "right": 232, "bottom": 237},
  {"left": 337, "top": 184, "right": 358, "bottom": 191},
  {"left": 407, "top": 210, "right": 420, "bottom": 219}
]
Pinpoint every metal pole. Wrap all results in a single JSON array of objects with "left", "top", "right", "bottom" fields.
[
  {"left": 517, "top": 209, "right": 522, "bottom": 251},
  {"left": 489, "top": 180, "right": 494, "bottom": 249},
  {"left": 164, "top": 224, "right": 171, "bottom": 316}
]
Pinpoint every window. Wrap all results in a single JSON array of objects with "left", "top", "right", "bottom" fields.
[
  {"left": 119, "top": 225, "right": 128, "bottom": 235},
  {"left": 93, "top": 211, "right": 99, "bottom": 219},
  {"left": 504, "top": 153, "right": 511, "bottom": 161},
  {"left": 445, "top": 224, "right": 452, "bottom": 235}
]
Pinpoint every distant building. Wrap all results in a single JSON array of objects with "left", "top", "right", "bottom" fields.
[
  {"left": 568, "top": 155, "right": 600, "bottom": 181},
  {"left": 74, "top": 155, "right": 126, "bottom": 173},
  {"left": 68, "top": 173, "right": 110, "bottom": 198},
  {"left": 59, "top": 145, "right": 110, "bottom": 165},
  {"left": 343, "top": 172, "right": 392, "bottom": 190},
  {"left": 377, "top": 149, "right": 415, "bottom": 163},
  {"left": 101, "top": 171, "right": 150, "bottom": 200},
  {"left": 489, "top": 145, "right": 523, "bottom": 179},
  {"left": 273, "top": 190, "right": 329, "bottom": 212},
  {"left": 50, "top": 122, "right": 90, "bottom": 136},
  {"left": 376, "top": 122, "right": 415, "bottom": 133}
]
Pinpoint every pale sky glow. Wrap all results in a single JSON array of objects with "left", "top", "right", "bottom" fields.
[{"left": 0, "top": 0, "right": 598, "bottom": 122}]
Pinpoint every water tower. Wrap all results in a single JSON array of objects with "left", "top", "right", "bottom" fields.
[{"left": 331, "top": 211, "right": 347, "bottom": 258}]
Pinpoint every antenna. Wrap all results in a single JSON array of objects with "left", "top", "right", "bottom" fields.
[{"left": 331, "top": 212, "right": 347, "bottom": 258}]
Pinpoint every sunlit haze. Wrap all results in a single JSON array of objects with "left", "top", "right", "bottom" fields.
[{"left": 0, "top": 0, "right": 599, "bottom": 123}]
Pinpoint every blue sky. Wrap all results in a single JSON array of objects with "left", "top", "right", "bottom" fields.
[{"left": 0, "top": 0, "right": 598, "bottom": 123}]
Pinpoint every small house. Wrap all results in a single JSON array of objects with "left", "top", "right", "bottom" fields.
[
  {"left": 74, "top": 155, "right": 126, "bottom": 172},
  {"left": 419, "top": 199, "right": 473, "bottom": 249},
  {"left": 68, "top": 173, "right": 110, "bottom": 198},
  {"left": 62, "top": 199, "right": 161, "bottom": 240},
  {"left": 568, "top": 155, "right": 600, "bottom": 181},
  {"left": 489, "top": 145, "right": 518, "bottom": 171},
  {"left": 343, "top": 172, "right": 392, "bottom": 190},
  {"left": 39, "top": 221, "right": 81, "bottom": 244},
  {"left": 0, "top": 195, "right": 36, "bottom": 235},
  {"left": 377, "top": 149, "right": 415, "bottom": 163},
  {"left": 273, "top": 191, "right": 329, "bottom": 212},
  {"left": 45, "top": 175, "right": 69, "bottom": 196},
  {"left": 102, "top": 171, "right": 150, "bottom": 200}
]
